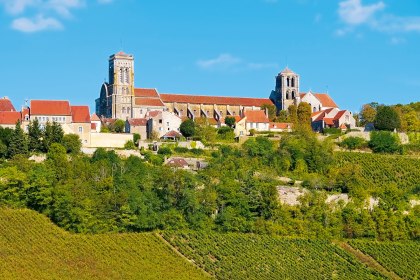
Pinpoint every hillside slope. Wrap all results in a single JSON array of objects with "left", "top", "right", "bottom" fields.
[
  {"left": 163, "top": 231, "right": 385, "bottom": 280},
  {"left": 0, "top": 208, "right": 209, "bottom": 280}
]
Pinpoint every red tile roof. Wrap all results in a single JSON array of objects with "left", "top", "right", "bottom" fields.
[
  {"left": 146, "top": 111, "right": 161, "bottom": 118},
  {"left": 0, "top": 98, "right": 16, "bottom": 112},
  {"left": 134, "top": 88, "right": 160, "bottom": 98},
  {"left": 162, "top": 130, "right": 182, "bottom": 138},
  {"left": 166, "top": 157, "right": 189, "bottom": 168},
  {"left": 160, "top": 93, "right": 273, "bottom": 107},
  {"left": 30, "top": 100, "right": 71, "bottom": 116},
  {"left": 91, "top": 113, "right": 100, "bottom": 121},
  {"left": 0, "top": 111, "right": 21, "bottom": 125},
  {"left": 314, "top": 93, "right": 338, "bottom": 108},
  {"left": 128, "top": 118, "right": 147, "bottom": 126},
  {"left": 244, "top": 110, "right": 269, "bottom": 123},
  {"left": 135, "top": 98, "right": 165, "bottom": 107},
  {"left": 324, "top": 118, "right": 334, "bottom": 125},
  {"left": 333, "top": 110, "right": 347, "bottom": 121},
  {"left": 269, "top": 122, "right": 292, "bottom": 129},
  {"left": 71, "top": 106, "right": 90, "bottom": 123}
]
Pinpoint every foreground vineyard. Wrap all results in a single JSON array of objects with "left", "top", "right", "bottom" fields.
[
  {"left": 0, "top": 208, "right": 209, "bottom": 280},
  {"left": 350, "top": 240, "right": 420, "bottom": 280},
  {"left": 335, "top": 152, "right": 420, "bottom": 192},
  {"left": 163, "top": 231, "right": 384, "bottom": 280}
]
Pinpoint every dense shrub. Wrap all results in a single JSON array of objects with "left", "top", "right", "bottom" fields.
[
  {"left": 369, "top": 131, "right": 401, "bottom": 154},
  {"left": 158, "top": 146, "right": 172, "bottom": 156},
  {"left": 340, "top": 136, "right": 367, "bottom": 150}
]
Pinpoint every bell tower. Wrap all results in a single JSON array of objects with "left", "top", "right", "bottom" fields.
[
  {"left": 270, "top": 67, "right": 300, "bottom": 112},
  {"left": 108, "top": 52, "right": 135, "bottom": 119}
]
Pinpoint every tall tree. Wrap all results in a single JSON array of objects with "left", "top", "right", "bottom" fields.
[
  {"left": 374, "top": 106, "right": 401, "bottom": 131},
  {"left": 288, "top": 104, "right": 298, "bottom": 125},
  {"left": 277, "top": 110, "right": 289, "bottom": 122},
  {"left": 43, "top": 121, "right": 64, "bottom": 151},
  {"left": 360, "top": 104, "right": 377, "bottom": 125},
  {"left": 28, "top": 119, "right": 43, "bottom": 152},
  {"left": 8, "top": 120, "right": 28, "bottom": 158},
  {"left": 297, "top": 102, "right": 312, "bottom": 129},
  {"left": 180, "top": 119, "right": 196, "bottom": 137}
]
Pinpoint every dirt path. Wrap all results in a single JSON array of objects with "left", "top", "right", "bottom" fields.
[
  {"left": 154, "top": 232, "right": 214, "bottom": 279},
  {"left": 336, "top": 241, "right": 402, "bottom": 280}
]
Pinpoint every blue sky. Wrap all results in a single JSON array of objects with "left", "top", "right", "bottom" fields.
[{"left": 1, "top": 0, "right": 419, "bottom": 113}]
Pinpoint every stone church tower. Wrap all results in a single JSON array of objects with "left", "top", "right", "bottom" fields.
[
  {"left": 96, "top": 52, "right": 135, "bottom": 119},
  {"left": 270, "top": 67, "right": 300, "bottom": 112}
]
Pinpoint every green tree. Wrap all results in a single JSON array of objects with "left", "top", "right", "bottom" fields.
[
  {"left": 112, "top": 119, "right": 125, "bottom": 133},
  {"left": 180, "top": 119, "right": 196, "bottom": 137},
  {"left": 124, "top": 140, "right": 136, "bottom": 150},
  {"left": 225, "top": 116, "right": 236, "bottom": 128},
  {"left": 369, "top": 131, "right": 401, "bottom": 153},
  {"left": 374, "top": 106, "right": 401, "bottom": 131},
  {"left": 277, "top": 110, "right": 289, "bottom": 122},
  {"left": 0, "top": 127, "right": 13, "bottom": 147},
  {"left": 340, "top": 136, "right": 367, "bottom": 151},
  {"left": 28, "top": 118, "right": 43, "bottom": 152},
  {"left": 360, "top": 104, "right": 377, "bottom": 125},
  {"left": 62, "top": 134, "right": 82, "bottom": 154},
  {"left": 288, "top": 104, "right": 298, "bottom": 125},
  {"left": 297, "top": 102, "right": 312, "bottom": 129},
  {"left": 8, "top": 120, "right": 28, "bottom": 158},
  {"left": 261, "top": 104, "right": 277, "bottom": 121},
  {"left": 43, "top": 121, "right": 64, "bottom": 151}
]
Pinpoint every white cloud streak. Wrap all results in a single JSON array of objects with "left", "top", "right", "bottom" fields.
[
  {"left": 197, "top": 54, "right": 241, "bottom": 69},
  {"left": 0, "top": 0, "right": 112, "bottom": 32},
  {"left": 11, "top": 14, "right": 63, "bottom": 32},
  {"left": 337, "top": 0, "right": 420, "bottom": 35},
  {"left": 197, "top": 54, "right": 277, "bottom": 71}
]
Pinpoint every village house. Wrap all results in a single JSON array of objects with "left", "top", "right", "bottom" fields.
[{"left": 146, "top": 110, "right": 182, "bottom": 138}]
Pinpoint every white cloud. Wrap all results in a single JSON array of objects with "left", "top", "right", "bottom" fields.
[
  {"left": 337, "top": 0, "right": 420, "bottom": 35},
  {"left": 0, "top": 0, "right": 112, "bottom": 32},
  {"left": 197, "top": 53, "right": 278, "bottom": 72},
  {"left": 11, "top": 14, "right": 62, "bottom": 32},
  {"left": 338, "top": 0, "right": 385, "bottom": 25},
  {"left": 197, "top": 54, "right": 241, "bottom": 69},
  {"left": 0, "top": 0, "right": 39, "bottom": 15}
]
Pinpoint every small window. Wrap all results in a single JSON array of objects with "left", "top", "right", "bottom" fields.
[
  {"left": 78, "top": 126, "right": 83, "bottom": 133},
  {"left": 159, "top": 119, "right": 162, "bottom": 124},
  {"left": 166, "top": 122, "right": 169, "bottom": 126},
  {"left": 159, "top": 127, "right": 162, "bottom": 131}
]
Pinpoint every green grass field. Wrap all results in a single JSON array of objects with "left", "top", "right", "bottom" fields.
[
  {"left": 0, "top": 208, "right": 209, "bottom": 280},
  {"left": 162, "top": 231, "right": 385, "bottom": 280}
]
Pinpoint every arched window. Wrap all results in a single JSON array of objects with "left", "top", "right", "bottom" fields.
[
  {"left": 313, "top": 107, "right": 317, "bottom": 112},
  {"left": 125, "top": 68, "right": 129, "bottom": 84},
  {"left": 286, "top": 91, "right": 290, "bottom": 99},
  {"left": 291, "top": 77, "right": 295, "bottom": 87},
  {"left": 120, "top": 68, "right": 124, "bottom": 83},
  {"left": 292, "top": 91, "right": 295, "bottom": 99},
  {"left": 127, "top": 107, "right": 131, "bottom": 115},
  {"left": 287, "top": 77, "right": 290, "bottom": 87}
]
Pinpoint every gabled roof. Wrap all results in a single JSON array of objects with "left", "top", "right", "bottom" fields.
[
  {"left": 0, "top": 98, "right": 16, "bottom": 112},
  {"left": 134, "top": 88, "right": 160, "bottom": 98},
  {"left": 269, "top": 122, "right": 292, "bottom": 129},
  {"left": 71, "top": 106, "right": 90, "bottom": 123},
  {"left": 314, "top": 93, "right": 338, "bottom": 108},
  {"left": 91, "top": 113, "right": 100, "bottom": 121},
  {"left": 30, "top": 100, "right": 71, "bottom": 116},
  {"left": 160, "top": 93, "right": 273, "bottom": 107},
  {"left": 135, "top": 98, "right": 165, "bottom": 107},
  {"left": 146, "top": 111, "right": 161, "bottom": 118},
  {"left": 0, "top": 111, "right": 21, "bottom": 125},
  {"left": 128, "top": 118, "right": 147, "bottom": 126},
  {"left": 280, "top": 67, "right": 295, "bottom": 74},
  {"left": 244, "top": 110, "right": 269, "bottom": 123},
  {"left": 162, "top": 130, "right": 182, "bottom": 138},
  {"left": 166, "top": 157, "right": 189, "bottom": 168},
  {"left": 323, "top": 118, "right": 334, "bottom": 125},
  {"left": 333, "top": 110, "right": 347, "bottom": 121}
]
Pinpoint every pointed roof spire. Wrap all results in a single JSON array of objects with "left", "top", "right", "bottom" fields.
[{"left": 280, "top": 67, "right": 295, "bottom": 75}]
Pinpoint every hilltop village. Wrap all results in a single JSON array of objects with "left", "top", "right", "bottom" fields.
[{"left": 0, "top": 51, "right": 356, "bottom": 147}]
